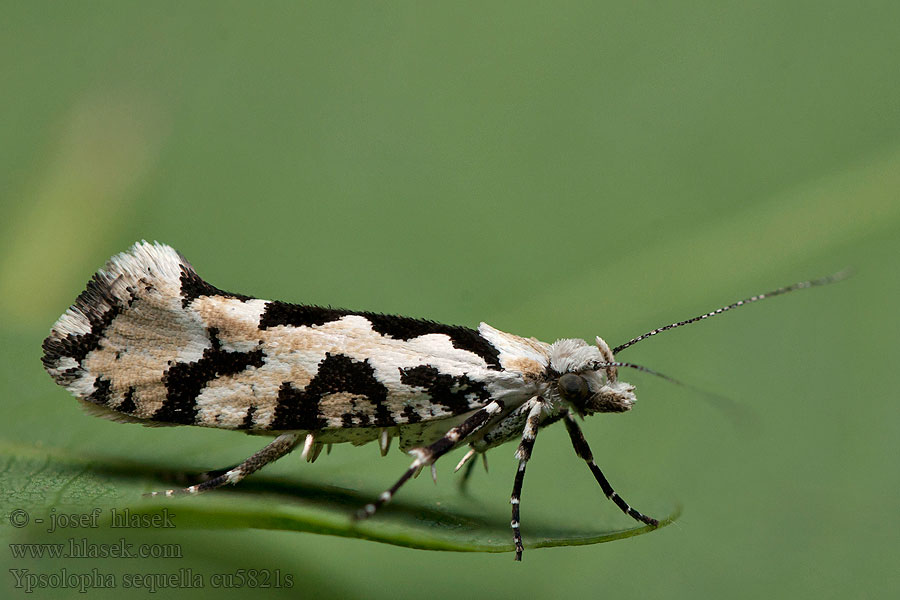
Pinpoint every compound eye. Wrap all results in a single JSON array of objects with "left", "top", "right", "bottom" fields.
[{"left": 558, "top": 373, "right": 590, "bottom": 402}]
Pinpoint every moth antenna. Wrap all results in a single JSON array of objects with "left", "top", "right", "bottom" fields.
[
  {"left": 592, "top": 361, "right": 692, "bottom": 388},
  {"left": 593, "top": 360, "right": 758, "bottom": 430},
  {"left": 612, "top": 270, "right": 851, "bottom": 354}
]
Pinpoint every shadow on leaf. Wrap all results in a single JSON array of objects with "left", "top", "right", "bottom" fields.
[{"left": 2, "top": 441, "right": 680, "bottom": 554}]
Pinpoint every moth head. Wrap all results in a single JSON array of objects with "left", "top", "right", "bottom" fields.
[
  {"left": 556, "top": 372, "right": 636, "bottom": 416},
  {"left": 550, "top": 336, "right": 636, "bottom": 416}
]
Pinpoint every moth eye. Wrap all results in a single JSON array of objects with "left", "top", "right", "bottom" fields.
[{"left": 558, "top": 373, "right": 590, "bottom": 402}]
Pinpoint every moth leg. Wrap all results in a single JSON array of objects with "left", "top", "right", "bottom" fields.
[
  {"left": 511, "top": 398, "right": 545, "bottom": 561},
  {"left": 146, "top": 432, "right": 302, "bottom": 497},
  {"left": 562, "top": 411, "right": 658, "bottom": 527},
  {"left": 356, "top": 400, "right": 504, "bottom": 520},
  {"left": 195, "top": 463, "right": 241, "bottom": 482}
]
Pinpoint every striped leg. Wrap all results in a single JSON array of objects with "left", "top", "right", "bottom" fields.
[
  {"left": 356, "top": 400, "right": 504, "bottom": 520},
  {"left": 511, "top": 398, "right": 545, "bottom": 561},
  {"left": 563, "top": 411, "right": 658, "bottom": 527},
  {"left": 146, "top": 432, "right": 302, "bottom": 497}
]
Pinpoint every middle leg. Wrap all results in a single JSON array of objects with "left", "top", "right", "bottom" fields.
[
  {"left": 510, "top": 397, "right": 546, "bottom": 561},
  {"left": 355, "top": 399, "right": 505, "bottom": 520}
]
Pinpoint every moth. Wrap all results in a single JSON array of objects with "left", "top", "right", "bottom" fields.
[{"left": 42, "top": 242, "right": 844, "bottom": 560}]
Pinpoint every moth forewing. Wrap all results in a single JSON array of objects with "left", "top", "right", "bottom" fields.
[{"left": 42, "top": 241, "right": 845, "bottom": 561}]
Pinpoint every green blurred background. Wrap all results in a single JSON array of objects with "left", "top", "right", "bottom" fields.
[{"left": 2, "top": 2, "right": 898, "bottom": 598}]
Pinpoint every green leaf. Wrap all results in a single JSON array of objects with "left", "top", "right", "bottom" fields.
[{"left": 0, "top": 439, "right": 677, "bottom": 553}]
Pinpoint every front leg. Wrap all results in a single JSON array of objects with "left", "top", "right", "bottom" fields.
[{"left": 563, "top": 410, "right": 658, "bottom": 527}]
